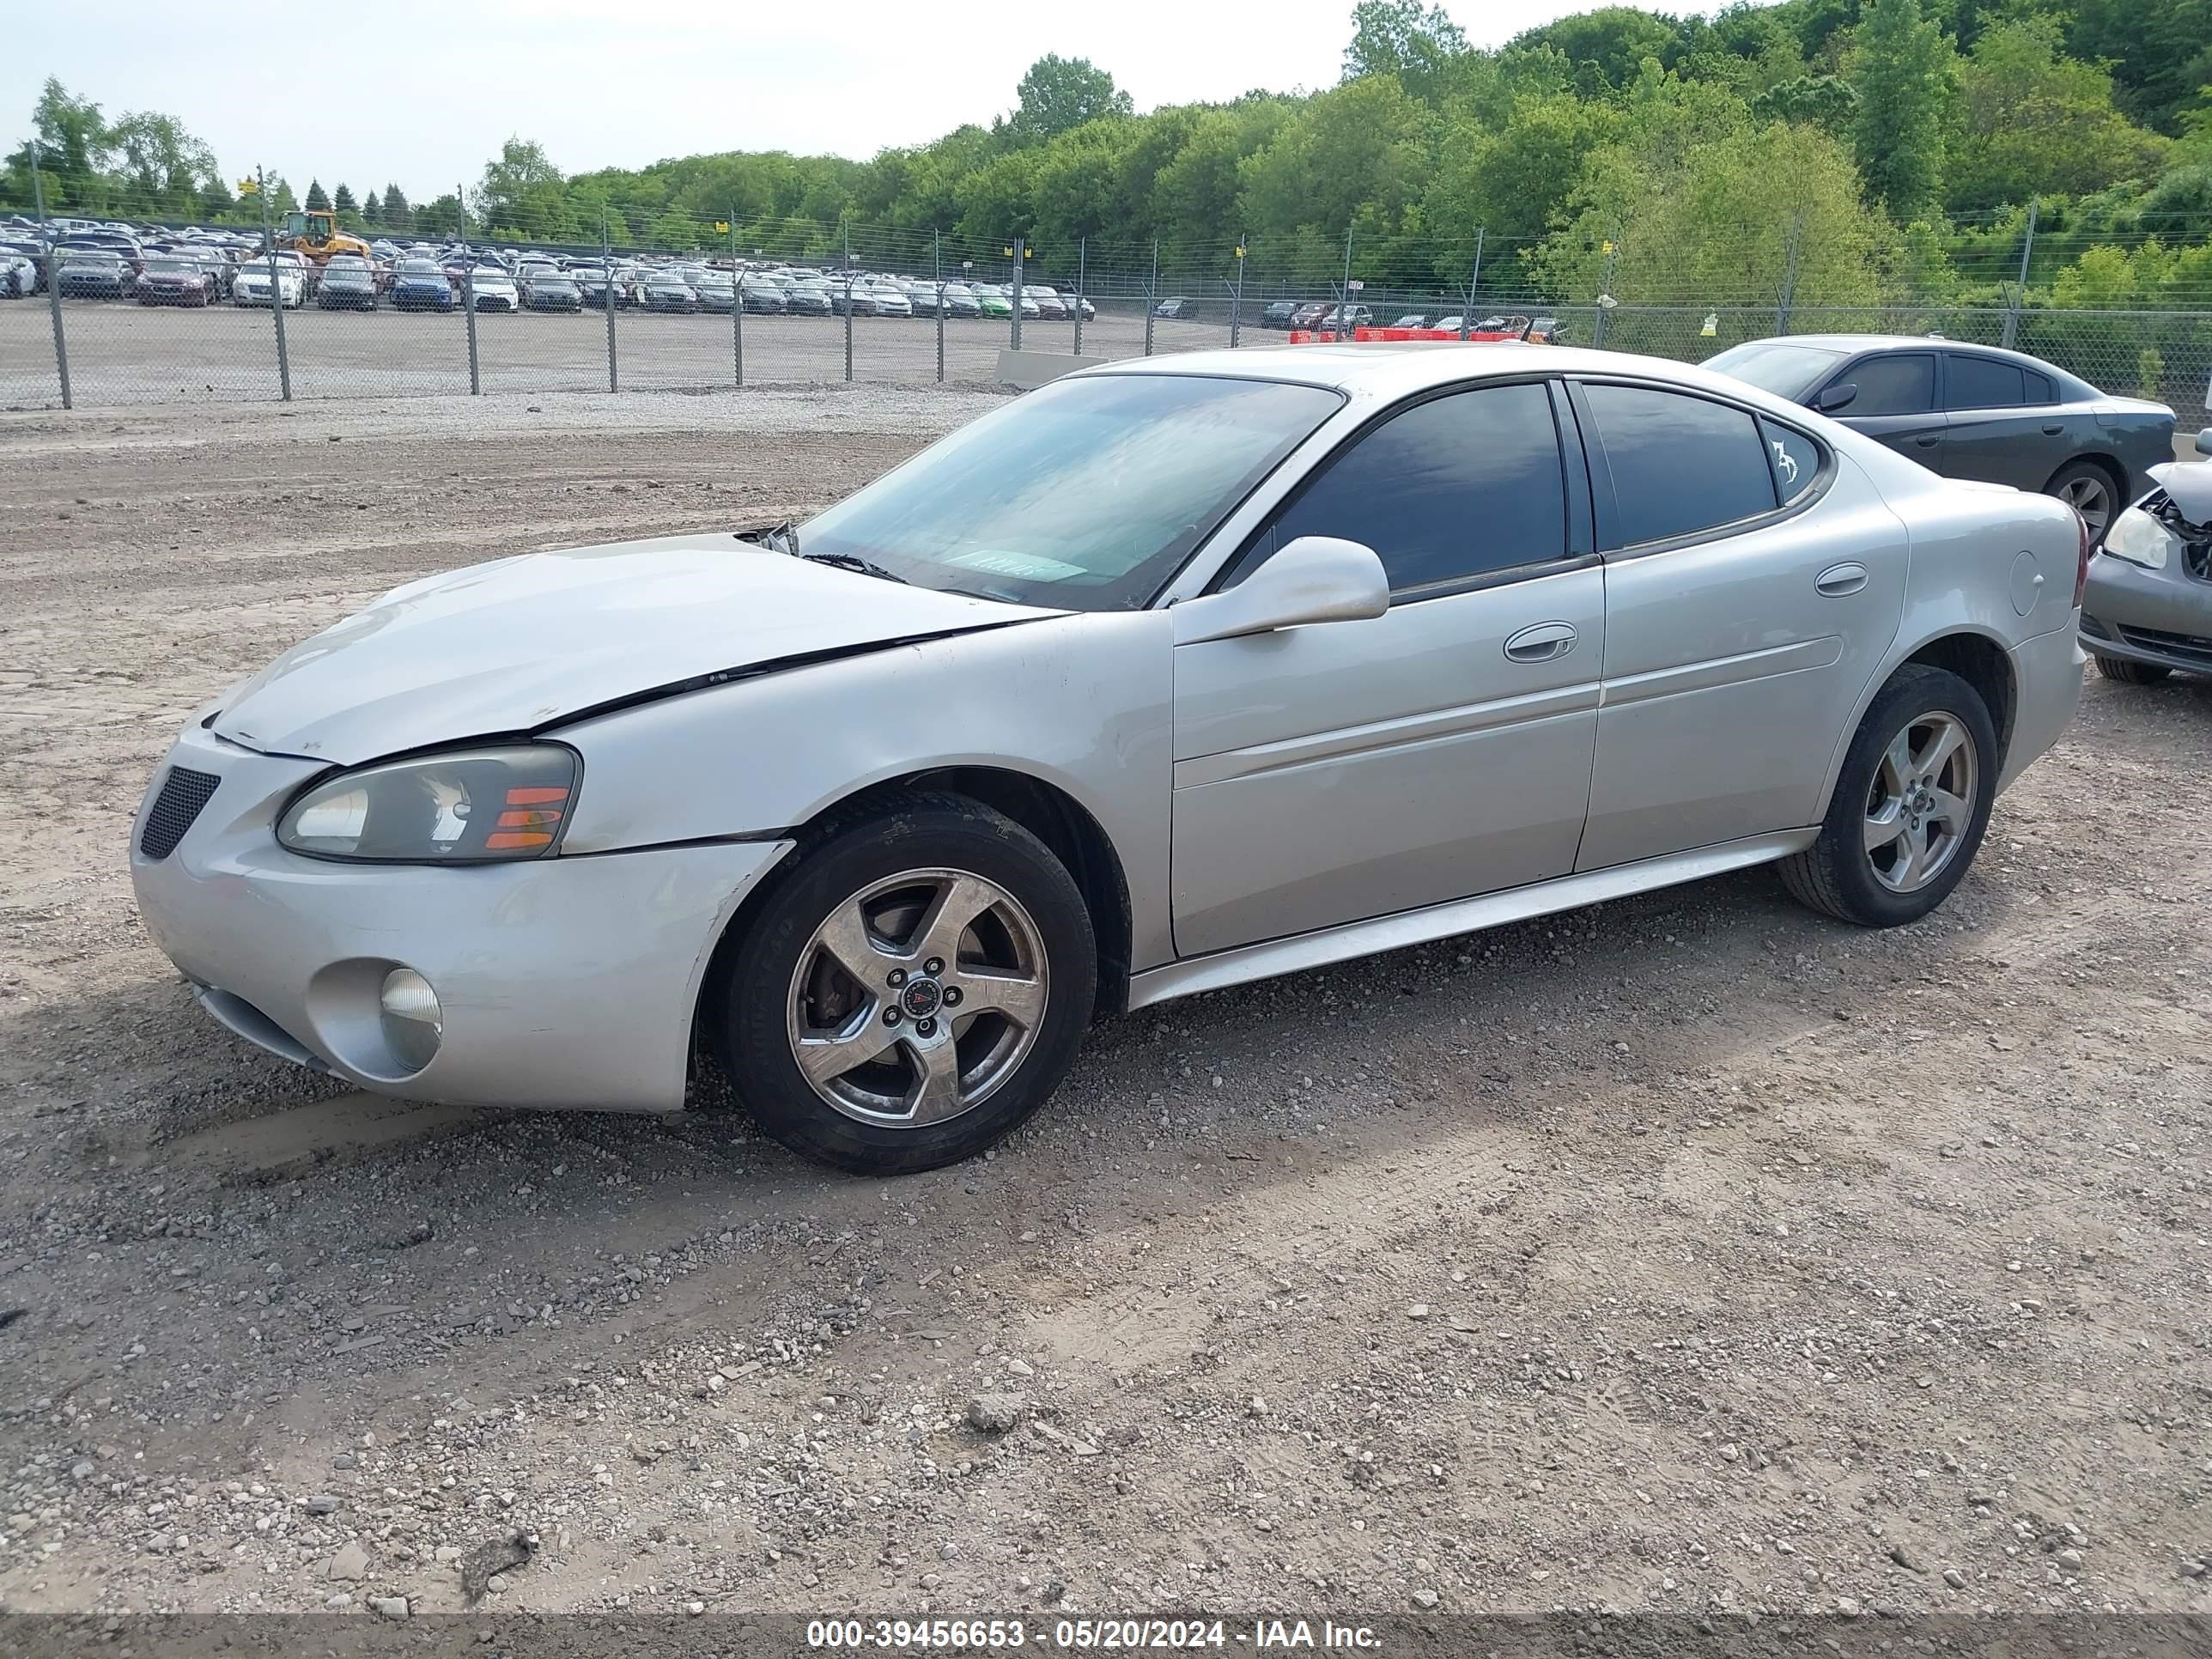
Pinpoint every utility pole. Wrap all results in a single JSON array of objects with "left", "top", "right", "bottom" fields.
[
  {"left": 29, "top": 139, "right": 70, "bottom": 409},
  {"left": 1011, "top": 237, "right": 1025, "bottom": 351},
  {"left": 258, "top": 167, "right": 291, "bottom": 401}
]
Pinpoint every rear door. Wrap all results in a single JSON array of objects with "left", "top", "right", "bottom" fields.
[
  {"left": 1936, "top": 353, "right": 2069, "bottom": 489},
  {"left": 1825, "top": 351, "right": 1947, "bottom": 466},
  {"left": 1170, "top": 379, "right": 1603, "bottom": 957},
  {"left": 1574, "top": 379, "right": 1910, "bottom": 871}
]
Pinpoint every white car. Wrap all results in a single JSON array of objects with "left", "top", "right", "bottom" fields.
[
  {"left": 466, "top": 267, "right": 520, "bottom": 313},
  {"left": 233, "top": 259, "right": 307, "bottom": 308},
  {"left": 869, "top": 285, "right": 913, "bottom": 318}
]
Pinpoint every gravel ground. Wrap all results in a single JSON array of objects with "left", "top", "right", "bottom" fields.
[{"left": 0, "top": 390, "right": 2208, "bottom": 1624}]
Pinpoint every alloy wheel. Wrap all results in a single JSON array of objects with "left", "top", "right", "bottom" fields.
[
  {"left": 2057, "top": 472, "right": 2113, "bottom": 541},
  {"left": 785, "top": 867, "right": 1049, "bottom": 1128},
  {"left": 1863, "top": 711, "right": 1978, "bottom": 894}
]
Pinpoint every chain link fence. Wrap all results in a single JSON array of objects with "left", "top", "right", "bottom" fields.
[{"left": 9, "top": 196, "right": 2212, "bottom": 415}]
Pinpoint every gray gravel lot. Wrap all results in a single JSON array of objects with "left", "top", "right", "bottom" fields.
[{"left": 0, "top": 390, "right": 2208, "bottom": 1622}]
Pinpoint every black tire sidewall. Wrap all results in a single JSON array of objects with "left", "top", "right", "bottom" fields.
[
  {"left": 718, "top": 801, "right": 1096, "bottom": 1176},
  {"left": 1818, "top": 666, "right": 1999, "bottom": 926}
]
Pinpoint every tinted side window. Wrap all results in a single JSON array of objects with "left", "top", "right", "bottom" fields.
[
  {"left": 1583, "top": 384, "right": 1778, "bottom": 548},
  {"left": 1759, "top": 416, "right": 1823, "bottom": 506},
  {"left": 1947, "top": 356, "right": 2027, "bottom": 410},
  {"left": 2022, "top": 368, "right": 2056, "bottom": 404},
  {"left": 1838, "top": 353, "right": 1935, "bottom": 416},
  {"left": 1256, "top": 382, "right": 1568, "bottom": 592}
]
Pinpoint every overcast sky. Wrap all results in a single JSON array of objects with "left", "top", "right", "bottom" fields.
[{"left": 12, "top": 1, "right": 1622, "bottom": 201}]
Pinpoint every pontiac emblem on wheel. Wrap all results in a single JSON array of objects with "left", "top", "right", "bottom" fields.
[{"left": 901, "top": 979, "right": 943, "bottom": 1019}]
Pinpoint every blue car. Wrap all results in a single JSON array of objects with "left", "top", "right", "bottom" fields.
[{"left": 390, "top": 258, "right": 456, "bottom": 312}]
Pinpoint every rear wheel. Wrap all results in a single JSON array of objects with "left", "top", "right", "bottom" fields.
[
  {"left": 714, "top": 796, "right": 1096, "bottom": 1176},
  {"left": 1779, "top": 665, "right": 1996, "bottom": 927},
  {"left": 2094, "top": 654, "right": 2172, "bottom": 684},
  {"left": 2046, "top": 459, "right": 2118, "bottom": 546}
]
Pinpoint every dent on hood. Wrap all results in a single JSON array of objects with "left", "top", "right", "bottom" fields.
[{"left": 2149, "top": 459, "right": 2212, "bottom": 526}]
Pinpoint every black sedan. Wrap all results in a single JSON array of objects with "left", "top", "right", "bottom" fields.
[
  {"left": 1260, "top": 301, "right": 1300, "bottom": 330},
  {"left": 738, "top": 279, "right": 788, "bottom": 314},
  {"left": 525, "top": 276, "right": 585, "bottom": 313},
  {"left": 58, "top": 248, "right": 131, "bottom": 299},
  {"left": 1705, "top": 336, "right": 2175, "bottom": 544},
  {"left": 315, "top": 257, "right": 379, "bottom": 310},
  {"left": 1152, "top": 296, "right": 1196, "bottom": 319},
  {"left": 638, "top": 276, "right": 699, "bottom": 313}
]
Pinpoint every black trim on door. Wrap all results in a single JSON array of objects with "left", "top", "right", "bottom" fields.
[{"left": 1567, "top": 374, "right": 1838, "bottom": 561}]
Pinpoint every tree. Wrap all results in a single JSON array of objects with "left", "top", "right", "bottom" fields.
[
  {"left": 415, "top": 191, "right": 465, "bottom": 239},
  {"left": 384, "top": 183, "right": 411, "bottom": 233},
  {"left": 1750, "top": 74, "right": 1858, "bottom": 139},
  {"left": 1847, "top": 0, "right": 1955, "bottom": 217},
  {"left": 1946, "top": 18, "right": 2167, "bottom": 210},
  {"left": 333, "top": 182, "right": 357, "bottom": 221},
  {"left": 2068, "top": 0, "right": 2212, "bottom": 136},
  {"left": 647, "top": 204, "right": 701, "bottom": 252},
  {"left": 21, "top": 77, "right": 111, "bottom": 180},
  {"left": 1342, "top": 1, "right": 1468, "bottom": 103},
  {"left": 1511, "top": 7, "right": 1684, "bottom": 95},
  {"left": 304, "top": 178, "right": 329, "bottom": 211},
  {"left": 1000, "top": 56, "right": 1133, "bottom": 147},
  {"left": 108, "top": 110, "right": 217, "bottom": 214},
  {"left": 478, "top": 137, "right": 570, "bottom": 238},
  {"left": 362, "top": 189, "right": 382, "bottom": 228}
]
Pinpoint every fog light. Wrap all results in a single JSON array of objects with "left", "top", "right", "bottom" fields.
[{"left": 379, "top": 968, "right": 442, "bottom": 1073}]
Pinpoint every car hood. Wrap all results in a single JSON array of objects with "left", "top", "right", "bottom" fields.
[
  {"left": 2149, "top": 459, "right": 2212, "bottom": 525},
  {"left": 210, "top": 534, "right": 1060, "bottom": 765}
]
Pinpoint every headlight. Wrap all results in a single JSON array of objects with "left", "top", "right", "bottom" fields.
[
  {"left": 276, "top": 744, "right": 580, "bottom": 863},
  {"left": 2101, "top": 504, "right": 2176, "bottom": 570}
]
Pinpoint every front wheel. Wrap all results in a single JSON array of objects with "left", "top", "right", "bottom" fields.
[
  {"left": 2094, "top": 654, "right": 2172, "bottom": 685},
  {"left": 1779, "top": 665, "right": 1997, "bottom": 927},
  {"left": 714, "top": 796, "right": 1097, "bottom": 1175}
]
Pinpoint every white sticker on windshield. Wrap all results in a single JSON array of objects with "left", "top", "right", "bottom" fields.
[{"left": 944, "top": 550, "right": 1087, "bottom": 581}]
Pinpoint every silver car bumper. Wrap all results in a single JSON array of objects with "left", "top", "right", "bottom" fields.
[
  {"left": 2081, "top": 552, "right": 2212, "bottom": 674},
  {"left": 2000, "top": 620, "right": 2087, "bottom": 793},
  {"left": 129, "top": 723, "right": 792, "bottom": 1112}
]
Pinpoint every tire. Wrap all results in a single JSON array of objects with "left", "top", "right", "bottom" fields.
[
  {"left": 2045, "top": 458, "right": 2119, "bottom": 547},
  {"left": 714, "top": 794, "right": 1097, "bottom": 1176},
  {"left": 1778, "top": 664, "right": 1998, "bottom": 927},
  {"left": 2094, "top": 654, "right": 2171, "bottom": 684}
]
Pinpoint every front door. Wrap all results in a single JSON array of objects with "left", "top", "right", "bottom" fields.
[
  {"left": 1572, "top": 380, "right": 1911, "bottom": 871},
  {"left": 1170, "top": 380, "right": 1604, "bottom": 958},
  {"left": 1828, "top": 350, "right": 1948, "bottom": 468}
]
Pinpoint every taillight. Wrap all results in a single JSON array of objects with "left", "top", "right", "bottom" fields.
[{"left": 2072, "top": 505, "right": 2094, "bottom": 606}]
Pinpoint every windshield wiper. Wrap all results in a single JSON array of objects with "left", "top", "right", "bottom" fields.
[{"left": 799, "top": 550, "right": 908, "bottom": 585}]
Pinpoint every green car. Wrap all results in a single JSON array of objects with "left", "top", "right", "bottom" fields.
[{"left": 975, "top": 288, "right": 1012, "bottom": 319}]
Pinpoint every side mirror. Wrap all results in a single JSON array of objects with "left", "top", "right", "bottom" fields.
[
  {"left": 1171, "top": 536, "right": 1390, "bottom": 646},
  {"left": 1814, "top": 382, "right": 1859, "bottom": 414},
  {"left": 2195, "top": 428, "right": 2212, "bottom": 457}
]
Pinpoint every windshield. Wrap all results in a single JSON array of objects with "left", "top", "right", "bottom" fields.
[
  {"left": 798, "top": 374, "right": 1341, "bottom": 611},
  {"left": 1703, "top": 341, "right": 1847, "bottom": 401},
  {"left": 145, "top": 258, "right": 188, "bottom": 274}
]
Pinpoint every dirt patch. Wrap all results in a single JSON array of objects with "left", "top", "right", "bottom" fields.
[{"left": 0, "top": 392, "right": 2207, "bottom": 1622}]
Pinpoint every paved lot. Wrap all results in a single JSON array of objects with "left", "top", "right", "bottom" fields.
[
  {"left": 0, "top": 391, "right": 2208, "bottom": 1621},
  {"left": 0, "top": 298, "right": 1238, "bottom": 408}
]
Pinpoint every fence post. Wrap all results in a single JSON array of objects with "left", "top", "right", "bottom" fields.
[
  {"left": 730, "top": 210, "right": 742, "bottom": 388},
  {"left": 258, "top": 168, "right": 292, "bottom": 402},
  {"left": 1460, "top": 227, "right": 1484, "bottom": 340},
  {"left": 1073, "top": 237, "right": 1085, "bottom": 356},
  {"left": 1777, "top": 210, "right": 1804, "bottom": 336},
  {"left": 1231, "top": 238, "right": 1246, "bottom": 349},
  {"left": 1338, "top": 223, "right": 1354, "bottom": 341},
  {"left": 1011, "top": 237, "right": 1025, "bottom": 351},
  {"left": 1591, "top": 238, "right": 1620, "bottom": 350},
  {"left": 842, "top": 268, "right": 854, "bottom": 382},
  {"left": 459, "top": 185, "right": 480, "bottom": 396},
  {"left": 933, "top": 228, "right": 945, "bottom": 384},
  {"left": 2002, "top": 198, "right": 2038, "bottom": 351},
  {"left": 29, "top": 140, "right": 70, "bottom": 409},
  {"left": 1145, "top": 241, "right": 1157, "bottom": 356},
  {"left": 602, "top": 210, "right": 617, "bottom": 392}
]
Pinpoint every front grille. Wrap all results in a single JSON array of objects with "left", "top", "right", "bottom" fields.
[
  {"left": 2117, "top": 625, "right": 2212, "bottom": 668},
  {"left": 140, "top": 766, "right": 219, "bottom": 860}
]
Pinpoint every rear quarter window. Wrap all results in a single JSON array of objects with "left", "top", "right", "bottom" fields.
[{"left": 1582, "top": 383, "right": 1779, "bottom": 548}]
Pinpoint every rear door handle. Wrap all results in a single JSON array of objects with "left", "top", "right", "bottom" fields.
[
  {"left": 2041, "top": 424, "right": 2064, "bottom": 436},
  {"left": 1503, "top": 622, "right": 1577, "bottom": 663},
  {"left": 1911, "top": 434, "right": 1942, "bottom": 448},
  {"left": 1815, "top": 562, "right": 1870, "bottom": 597}
]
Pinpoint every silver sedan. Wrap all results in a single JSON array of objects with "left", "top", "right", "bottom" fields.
[
  {"left": 131, "top": 346, "right": 2088, "bottom": 1175},
  {"left": 2080, "top": 431, "right": 2212, "bottom": 684}
]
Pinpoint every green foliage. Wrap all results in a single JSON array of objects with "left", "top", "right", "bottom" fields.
[
  {"left": 415, "top": 192, "right": 465, "bottom": 239},
  {"left": 1510, "top": 7, "right": 1685, "bottom": 95},
  {"left": 1751, "top": 74, "right": 1856, "bottom": 137},
  {"left": 332, "top": 182, "right": 357, "bottom": 221},
  {"left": 1000, "top": 56, "right": 1133, "bottom": 147},
  {"left": 1847, "top": 0, "right": 1955, "bottom": 218},
  {"left": 2069, "top": 0, "right": 2212, "bottom": 136},
  {"left": 1343, "top": 1, "right": 1468, "bottom": 103},
  {"left": 304, "top": 179, "right": 329, "bottom": 211},
  {"left": 1947, "top": 18, "right": 2167, "bottom": 211}
]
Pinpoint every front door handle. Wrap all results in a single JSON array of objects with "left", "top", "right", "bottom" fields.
[
  {"left": 1815, "top": 561, "right": 1870, "bottom": 597},
  {"left": 1503, "top": 621, "right": 1577, "bottom": 663}
]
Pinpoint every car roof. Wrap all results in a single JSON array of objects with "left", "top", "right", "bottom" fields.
[
  {"left": 1080, "top": 342, "right": 1792, "bottom": 403},
  {"left": 1723, "top": 334, "right": 2104, "bottom": 398}
]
